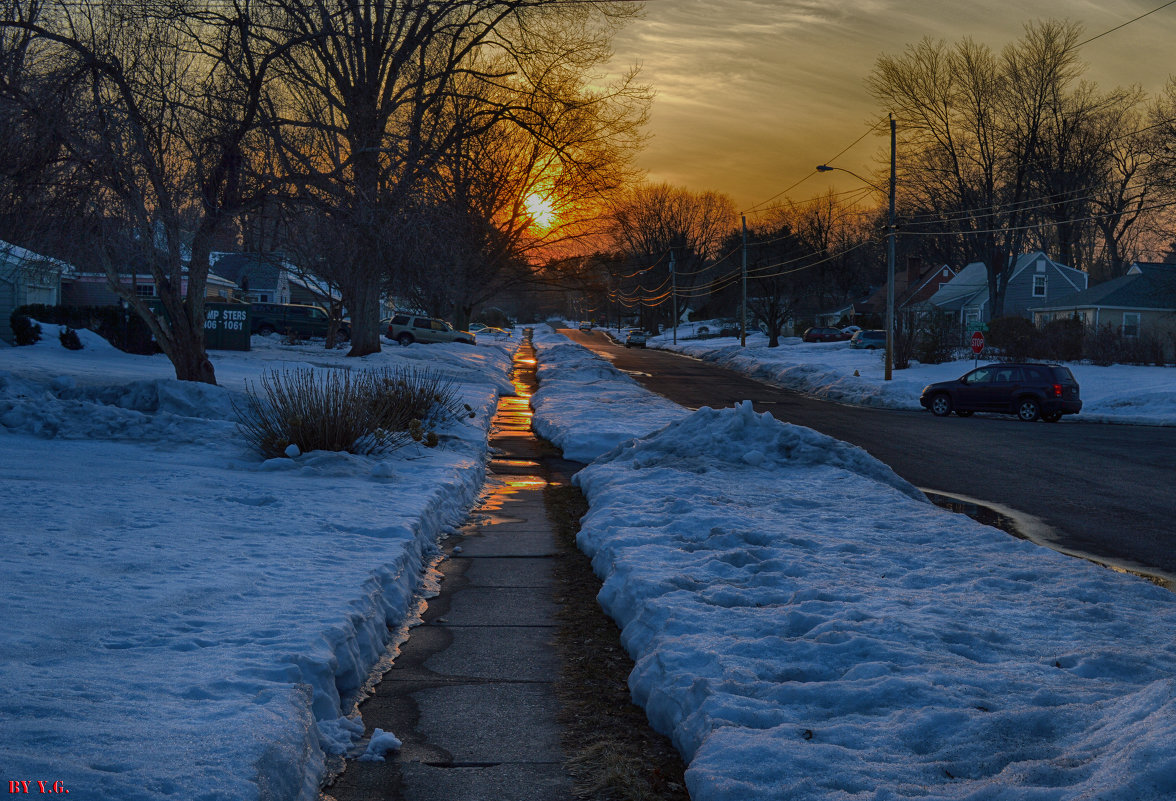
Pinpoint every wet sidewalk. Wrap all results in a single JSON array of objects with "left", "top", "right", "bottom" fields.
[{"left": 324, "top": 339, "right": 578, "bottom": 801}]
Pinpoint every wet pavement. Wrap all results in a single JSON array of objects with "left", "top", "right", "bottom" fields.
[{"left": 324, "top": 338, "right": 577, "bottom": 801}]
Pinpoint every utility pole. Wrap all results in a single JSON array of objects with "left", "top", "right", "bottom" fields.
[
  {"left": 670, "top": 250, "right": 677, "bottom": 345},
  {"left": 741, "top": 215, "right": 748, "bottom": 347},
  {"left": 885, "top": 113, "right": 896, "bottom": 382}
]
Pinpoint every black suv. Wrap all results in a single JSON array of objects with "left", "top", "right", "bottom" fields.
[{"left": 919, "top": 362, "right": 1082, "bottom": 422}]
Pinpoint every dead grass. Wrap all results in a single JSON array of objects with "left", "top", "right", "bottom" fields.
[{"left": 545, "top": 482, "right": 690, "bottom": 801}]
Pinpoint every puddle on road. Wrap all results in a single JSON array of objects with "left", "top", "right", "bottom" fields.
[{"left": 924, "top": 489, "right": 1175, "bottom": 592}]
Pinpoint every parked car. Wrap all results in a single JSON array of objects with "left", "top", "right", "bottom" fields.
[
  {"left": 578, "top": 321, "right": 594, "bottom": 331},
  {"left": 385, "top": 314, "right": 476, "bottom": 346},
  {"left": 803, "top": 326, "right": 851, "bottom": 343},
  {"left": 919, "top": 362, "right": 1082, "bottom": 422},
  {"left": 251, "top": 302, "right": 349, "bottom": 339},
  {"left": 849, "top": 329, "right": 887, "bottom": 349},
  {"left": 624, "top": 329, "right": 647, "bottom": 348}
]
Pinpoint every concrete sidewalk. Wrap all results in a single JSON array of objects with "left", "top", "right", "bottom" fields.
[{"left": 324, "top": 340, "right": 580, "bottom": 801}]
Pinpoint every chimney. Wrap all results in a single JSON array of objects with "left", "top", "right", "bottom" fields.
[{"left": 906, "top": 256, "right": 924, "bottom": 289}]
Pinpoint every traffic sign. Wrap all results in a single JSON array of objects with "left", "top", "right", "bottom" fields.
[{"left": 971, "top": 331, "right": 985, "bottom": 355}]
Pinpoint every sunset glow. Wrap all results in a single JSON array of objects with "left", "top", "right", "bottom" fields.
[{"left": 524, "top": 192, "right": 557, "bottom": 230}]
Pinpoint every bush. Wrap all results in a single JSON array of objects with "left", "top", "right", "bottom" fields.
[
  {"left": 9, "top": 312, "right": 41, "bottom": 346},
  {"left": 987, "top": 316, "right": 1035, "bottom": 362},
  {"left": 59, "top": 326, "right": 83, "bottom": 350},
  {"left": 235, "top": 366, "right": 463, "bottom": 459},
  {"left": 1083, "top": 324, "right": 1120, "bottom": 366},
  {"left": 912, "top": 311, "right": 957, "bottom": 365},
  {"left": 1035, "top": 317, "right": 1084, "bottom": 362}
]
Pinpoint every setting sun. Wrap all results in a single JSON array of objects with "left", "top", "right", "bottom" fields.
[{"left": 523, "top": 192, "right": 557, "bottom": 230}]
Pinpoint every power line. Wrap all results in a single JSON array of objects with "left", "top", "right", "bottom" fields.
[{"left": 1077, "top": 0, "right": 1176, "bottom": 47}]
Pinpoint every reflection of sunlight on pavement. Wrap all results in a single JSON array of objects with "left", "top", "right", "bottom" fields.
[{"left": 465, "top": 335, "right": 547, "bottom": 528}]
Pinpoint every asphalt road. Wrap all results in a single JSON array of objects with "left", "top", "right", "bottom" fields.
[{"left": 562, "top": 329, "right": 1176, "bottom": 583}]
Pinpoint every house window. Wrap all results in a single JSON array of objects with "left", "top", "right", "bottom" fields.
[
  {"left": 257, "top": 294, "right": 269, "bottom": 303},
  {"left": 135, "top": 284, "right": 156, "bottom": 297},
  {"left": 1122, "top": 312, "right": 1141, "bottom": 338},
  {"left": 1033, "top": 275, "right": 1046, "bottom": 298}
]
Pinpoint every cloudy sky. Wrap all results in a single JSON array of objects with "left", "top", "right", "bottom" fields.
[{"left": 605, "top": 0, "right": 1176, "bottom": 214}]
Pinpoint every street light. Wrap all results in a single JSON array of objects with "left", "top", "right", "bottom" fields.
[{"left": 816, "top": 114, "right": 897, "bottom": 381}]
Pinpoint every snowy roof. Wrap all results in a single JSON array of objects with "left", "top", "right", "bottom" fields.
[
  {"left": 928, "top": 261, "right": 988, "bottom": 310},
  {"left": 0, "top": 239, "right": 75, "bottom": 279}
]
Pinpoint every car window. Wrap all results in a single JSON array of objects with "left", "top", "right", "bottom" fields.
[
  {"left": 966, "top": 368, "right": 993, "bottom": 384},
  {"left": 993, "top": 368, "right": 1019, "bottom": 383},
  {"left": 391, "top": 315, "right": 409, "bottom": 325},
  {"left": 432, "top": 320, "right": 451, "bottom": 332},
  {"left": 1024, "top": 366, "right": 1045, "bottom": 381},
  {"left": 413, "top": 317, "right": 430, "bottom": 328},
  {"left": 1051, "top": 366, "right": 1075, "bottom": 382}
]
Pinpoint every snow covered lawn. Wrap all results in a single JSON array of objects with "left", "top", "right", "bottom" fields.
[
  {"left": 532, "top": 331, "right": 1176, "bottom": 801},
  {"left": 640, "top": 328, "right": 1176, "bottom": 425},
  {"left": 0, "top": 328, "right": 516, "bottom": 800}
]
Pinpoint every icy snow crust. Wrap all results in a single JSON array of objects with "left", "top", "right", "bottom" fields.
[
  {"left": 532, "top": 332, "right": 1176, "bottom": 801},
  {"left": 0, "top": 326, "right": 518, "bottom": 800},
  {"left": 643, "top": 327, "right": 1176, "bottom": 425}
]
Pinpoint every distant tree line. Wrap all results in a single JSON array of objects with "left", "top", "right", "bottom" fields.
[{"left": 0, "top": 0, "right": 648, "bottom": 382}]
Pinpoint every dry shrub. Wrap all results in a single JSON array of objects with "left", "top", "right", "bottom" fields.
[{"left": 235, "top": 366, "right": 462, "bottom": 459}]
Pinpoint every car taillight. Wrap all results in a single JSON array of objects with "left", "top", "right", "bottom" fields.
[{"left": 1052, "top": 383, "right": 1063, "bottom": 397}]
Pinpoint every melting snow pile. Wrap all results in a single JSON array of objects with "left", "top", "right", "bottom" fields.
[
  {"left": 573, "top": 401, "right": 1176, "bottom": 801},
  {"left": 529, "top": 327, "right": 686, "bottom": 461}
]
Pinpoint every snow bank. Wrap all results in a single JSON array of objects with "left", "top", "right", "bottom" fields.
[
  {"left": 647, "top": 333, "right": 1176, "bottom": 425},
  {"left": 529, "top": 334, "right": 1176, "bottom": 800},
  {"left": 0, "top": 329, "right": 519, "bottom": 800},
  {"left": 574, "top": 401, "right": 1176, "bottom": 801},
  {"left": 529, "top": 328, "right": 687, "bottom": 461}
]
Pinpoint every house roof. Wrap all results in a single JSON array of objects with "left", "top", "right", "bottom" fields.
[
  {"left": 209, "top": 253, "right": 286, "bottom": 287},
  {"left": 928, "top": 251, "right": 1087, "bottom": 311},
  {"left": 928, "top": 261, "right": 988, "bottom": 310},
  {"left": 0, "top": 239, "right": 74, "bottom": 280},
  {"left": 1030, "top": 262, "right": 1176, "bottom": 312}
]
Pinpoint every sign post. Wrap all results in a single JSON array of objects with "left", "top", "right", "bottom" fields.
[{"left": 971, "top": 331, "right": 985, "bottom": 368}]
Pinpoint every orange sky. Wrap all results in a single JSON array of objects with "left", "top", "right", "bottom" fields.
[{"left": 606, "top": 1, "right": 1176, "bottom": 217}]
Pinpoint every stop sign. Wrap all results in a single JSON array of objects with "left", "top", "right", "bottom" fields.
[{"left": 971, "top": 331, "right": 985, "bottom": 354}]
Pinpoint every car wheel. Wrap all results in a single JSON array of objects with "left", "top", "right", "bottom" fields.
[
  {"left": 1017, "top": 398, "right": 1041, "bottom": 422},
  {"left": 955, "top": 410, "right": 973, "bottom": 417},
  {"left": 396, "top": 332, "right": 414, "bottom": 347},
  {"left": 1042, "top": 411, "right": 1062, "bottom": 423},
  {"left": 930, "top": 393, "right": 952, "bottom": 417}
]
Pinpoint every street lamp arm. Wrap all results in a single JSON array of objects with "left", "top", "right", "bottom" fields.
[{"left": 815, "top": 164, "right": 886, "bottom": 194}]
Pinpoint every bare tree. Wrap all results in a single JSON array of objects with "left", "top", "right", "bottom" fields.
[
  {"left": 608, "top": 182, "right": 737, "bottom": 331},
  {"left": 869, "top": 21, "right": 1117, "bottom": 315},
  {"left": 1, "top": 0, "right": 292, "bottom": 383},
  {"left": 263, "top": 0, "right": 642, "bottom": 355}
]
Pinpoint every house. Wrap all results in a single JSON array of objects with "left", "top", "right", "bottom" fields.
[
  {"left": 928, "top": 251, "right": 1087, "bottom": 325},
  {"left": 1, "top": 241, "right": 73, "bottom": 344},
  {"left": 210, "top": 253, "right": 292, "bottom": 304},
  {"left": 63, "top": 268, "right": 239, "bottom": 306},
  {"left": 861, "top": 257, "right": 957, "bottom": 316},
  {"left": 1030, "top": 262, "right": 1176, "bottom": 358},
  {"left": 288, "top": 272, "right": 341, "bottom": 309}
]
